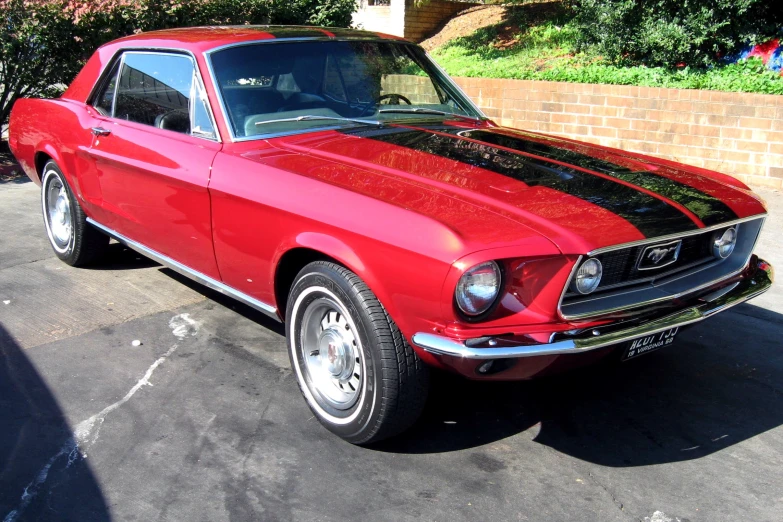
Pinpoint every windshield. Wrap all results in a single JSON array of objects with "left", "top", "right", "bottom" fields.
[{"left": 209, "top": 40, "right": 482, "bottom": 138}]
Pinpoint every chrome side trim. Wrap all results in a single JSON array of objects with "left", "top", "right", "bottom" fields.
[
  {"left": 111, "top": 54, "right": 124, "bottom": 117},
  {"left": 412, "top": 257, "right": 773, "bottom": 360},
  {"left": 86, "top": 218, "right": 280, "bottom": 321},
  {"left": 586, "top": 214, "right": 765, "bottom": 256}
]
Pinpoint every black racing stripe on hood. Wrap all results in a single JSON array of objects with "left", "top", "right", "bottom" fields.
[
  {"left": 341, "top": 127, "right": 699, "bottom": 238},
  {"left": 442, "top": 128, "right": 738, "bottom": 226}
]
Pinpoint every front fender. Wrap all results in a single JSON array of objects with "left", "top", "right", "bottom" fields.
[{"left": 273, "top": 231, "right": 446, "bottom": 340}]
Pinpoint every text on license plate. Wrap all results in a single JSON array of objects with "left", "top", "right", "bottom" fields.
[{"left": 623, "top": 327, "right": 679, "bottom": 360}]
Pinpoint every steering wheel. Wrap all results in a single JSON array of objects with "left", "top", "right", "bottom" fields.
[{"left": 378, "top": 93, "right": 413, "bottom": 105}]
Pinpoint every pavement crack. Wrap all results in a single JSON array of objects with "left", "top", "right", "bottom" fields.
[
  {"left": 2, "top": 313, "right": 200, "bottom": 522},
  {"left": 0, "top": 256, "right": 55, "bottom": 272},
  {"left": 585, "top": 470, "right": 625, "bottom": 514}
]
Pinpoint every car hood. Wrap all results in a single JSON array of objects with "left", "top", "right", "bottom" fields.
[{"left": 270, "top": 122, "right": 766, "bottom": 254}]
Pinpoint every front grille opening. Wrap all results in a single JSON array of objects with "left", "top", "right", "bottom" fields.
[
  {"left": 559, "top": 216, "right": 765, "bottom": 320},
  {"left": 564, "top": 226, "right": 732, "bottom": 300}
]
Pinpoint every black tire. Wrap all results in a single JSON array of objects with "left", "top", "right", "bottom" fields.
[
  {"left": 286, "top": 261, "right": 429, "bottom": 444},
  {"left": 41, "top": 160, "right": 108, "bottom": 266}
]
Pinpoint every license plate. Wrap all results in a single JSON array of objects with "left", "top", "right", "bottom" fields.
[{"left": 623, "top": 327, "right": 679, "bottom": 361}]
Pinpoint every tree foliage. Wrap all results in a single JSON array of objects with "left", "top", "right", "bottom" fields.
[
  {"left": 0, "top": 0, "right": 357, "bottom": 124},
  {"left": 570, "top": 0, "right": 783, "bottom": 67},
  {"left": 0, "top": 1, "right": 81, "bottom": 125}
]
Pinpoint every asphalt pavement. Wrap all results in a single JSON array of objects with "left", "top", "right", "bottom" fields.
[{"left": 1, "top": 178, "right": 781, "bottom": 522}]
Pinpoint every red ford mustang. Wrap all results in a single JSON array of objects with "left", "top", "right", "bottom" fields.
[{"left": 8, "top": 26, "right": 774, "bottom": 443}]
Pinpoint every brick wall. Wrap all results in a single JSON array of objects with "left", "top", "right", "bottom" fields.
[
  {"left": 453, "top": 77, "right": 783, "bottom": 189},
  {"left": 382, "top": 74, "right": 442, "bottom": 103}
]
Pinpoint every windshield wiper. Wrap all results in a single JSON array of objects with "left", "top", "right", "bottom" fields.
[
  {"left": 255, "top": 115, "right": 384, "bottom": 127},
  {"left": 378, "top": 107, "right": 481, "bottom": 122}
]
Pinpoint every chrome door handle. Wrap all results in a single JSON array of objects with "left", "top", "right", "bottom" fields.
[{"left": 91, "top": 127, "right": 111, "bottom": 136}]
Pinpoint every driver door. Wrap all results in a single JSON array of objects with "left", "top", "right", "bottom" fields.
[{"left": 82, "top": 50, "right": 223, "bottom": 279}]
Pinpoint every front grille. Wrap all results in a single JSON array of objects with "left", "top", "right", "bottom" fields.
[
  {"left": 587, "top": 233, "right": 714, "bottom": 293},
  {"left": 560, "top": 217, "right": 765, "bottom": 320}
]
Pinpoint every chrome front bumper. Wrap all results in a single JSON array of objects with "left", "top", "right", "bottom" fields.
[{"left": 412, "top": 257, "right": 773, "bottom": 360}]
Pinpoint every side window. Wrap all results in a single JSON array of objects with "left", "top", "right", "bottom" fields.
[
  {"left": 93, "top": 61, "right": 121, "bottom": 117},
  {"left": 114, "top": 52, "right": 194, "bottom": 134}
]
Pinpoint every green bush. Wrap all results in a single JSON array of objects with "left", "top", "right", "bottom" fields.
[
  {"left": 570, "top": 0, "right": 783, "bottom": 67},
  {"left": 431, "top": 13, "right": 783, "bottom": 95},
  {"left": 0, "top": 0, "right": 357, "bottom": 124},
  {"left": 0, "top": 1, "right": 83, "bottom": 125}
]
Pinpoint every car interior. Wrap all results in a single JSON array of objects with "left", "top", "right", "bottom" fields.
[
  {"left": 92, "top": 52, "right": 207, "bottom": 137},
  {"left": 210, "top": 40, "right": 469, "bottom": 138}
]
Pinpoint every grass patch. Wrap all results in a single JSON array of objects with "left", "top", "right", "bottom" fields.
[{"left": 430, "top": 5, "right": 783, "bottom": 95}]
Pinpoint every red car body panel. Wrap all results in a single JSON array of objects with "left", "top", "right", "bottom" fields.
[
  {"left": 8, "top": 26, "right": 770, "bottom": 379},
  {"left": 278, "top": 129, "right": 649, "bottom": 253},
  {"left": 83, "top": 115, "right": 222, "bottom": 278}
]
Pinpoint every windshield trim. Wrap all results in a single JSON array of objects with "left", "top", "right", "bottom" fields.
[
  {"left": 203, "top": 40, "right": 487, "bottom": 143},
  {"left": 378, "top": 107, "right": 482, "bottom": 122}
]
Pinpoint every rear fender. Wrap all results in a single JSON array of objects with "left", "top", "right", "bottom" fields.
[
  {"left": 9, "top": 98, "right": 93, "bottom": 199},
  {"left": 34, "top": 143, "right": 88, "bottom": 201}
]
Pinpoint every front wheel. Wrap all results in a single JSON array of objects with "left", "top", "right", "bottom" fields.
[
  {"left": 286, "top": 261, "right": 429, "bottom": 444},
  {"left": 41, "top": 160, "right": 108, "bottom": 266}
]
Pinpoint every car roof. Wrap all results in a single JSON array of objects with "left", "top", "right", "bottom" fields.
[{"left": 110, "top": 25, "right": 408, "bottom": 53}]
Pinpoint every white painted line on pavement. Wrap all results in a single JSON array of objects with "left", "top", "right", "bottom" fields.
[{"left": 3, "top": 313, "right": 201, "bottom": 522}]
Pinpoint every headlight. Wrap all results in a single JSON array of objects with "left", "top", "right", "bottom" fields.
[
  {"left": 455, "top": 261, "right": 502, "bottom": 316},
  {"left": 570, "top": 258, "right": 602, "bottom": 295},
  {"left": 712, "top": 227, "right": 737, "bottom": 259}
]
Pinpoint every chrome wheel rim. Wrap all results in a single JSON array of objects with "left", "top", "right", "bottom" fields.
[
  {"left": 44, "top": 174, "right": 72, "bottom": 249},
  {"left": 299, "top": 296, "right": 363, "bottom": 411}
]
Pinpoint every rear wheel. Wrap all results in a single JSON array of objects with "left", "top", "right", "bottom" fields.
[
  {"left": 41, "top": 161, "right": 108, "bottom": 266},
  {"left": 286, "top": 261, "right": 429, "bottom": 444}
]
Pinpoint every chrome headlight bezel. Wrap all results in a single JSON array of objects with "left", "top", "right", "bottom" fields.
[
  {"left": 455, "top": 260, "right": 503, "bottom": 318},
  {"left": 570, "top": 257, "right": 603, "bottom": 295},
  {"left": 712, "top": 227, "right": 737, "bottom": 259}
]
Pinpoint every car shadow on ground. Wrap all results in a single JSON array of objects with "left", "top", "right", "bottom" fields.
[
  {"left": 0, "top": 175, "right": 28, "bottom": 185},
  {"left": 0, "top": 323, "right": 111, "bottom": 521},
  {"left": 97, "top": 245, "right": 783, "bottom": 467},
  {"left": 86, "top": 242, "right": 161, "bottom": 271},
  {"left": 375, "top": 303, "right": 783, "bottom": 465},
  {"left": 160, "top": 268, "right": 287, "bottom": 336}
]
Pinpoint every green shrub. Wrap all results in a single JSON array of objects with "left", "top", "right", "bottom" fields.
[
  {"left": 431, "top": 16, "right": 783, "bottom": 95},
  {"left": 0, "top": 1, "right": 82, "bottom": 125},
  {"left": 0, "top": 0, "right": 357, "bottom": 124},
  {"left": 570, "top": 0, "right": 783, "bottom": 67}
]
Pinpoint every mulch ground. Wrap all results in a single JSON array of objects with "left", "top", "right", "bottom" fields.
[
  {"left": 420, "top": 1, "right": 565, "bottom": 52},
  {"left": 420, "top": 5, "right": 508, "bottom": 51},
  {"left": 0, "top": 141, "right": 24, "bottom": 183}
]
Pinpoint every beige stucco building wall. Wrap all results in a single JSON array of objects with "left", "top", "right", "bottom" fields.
[{"left": 353, "top": 0, "right": 474, "bottom": 42}]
